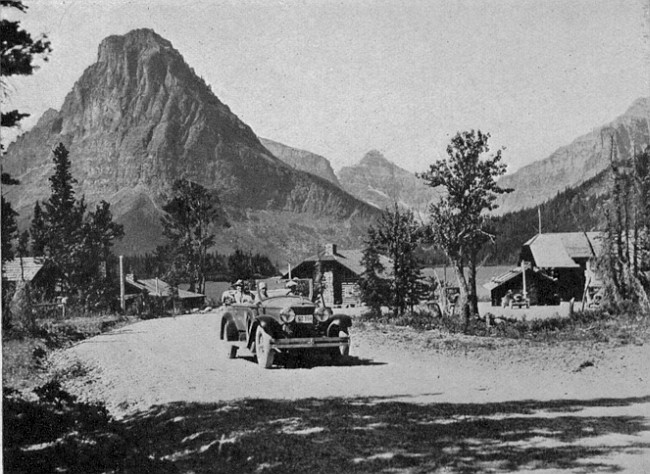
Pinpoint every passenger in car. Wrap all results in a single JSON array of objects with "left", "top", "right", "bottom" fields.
[
  {"left": 233, "top": 280, "right": 253, "bottom": 304},
  {"left": 256, "top": 281, "right": 268, "bottom": 301},
  {"left": 285, "top": 280, "right": 299, "bottom": 296}
]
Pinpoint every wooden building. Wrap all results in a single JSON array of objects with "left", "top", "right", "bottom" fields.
[
  {"left": 125, "top": 274, "right": 205, "bottom": 311},
  {"left": 2, "top": 257, "right": 47, "bottom": 284},
  {"left": 519, "top": 232, "right": 603, "bottom": 302},
  {"left": 287, "top": 244, "right": 390, "bottom": 307},
  {"left": 483, "top": 263, "right": 558, "bottom": 306}
]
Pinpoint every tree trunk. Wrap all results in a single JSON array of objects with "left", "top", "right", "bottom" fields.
[
  {"left": 452, "top": 258, "right": 471, "bottom": 331},
  {"left": 468, "top": 250, "right": 479, "bottom": 317}
]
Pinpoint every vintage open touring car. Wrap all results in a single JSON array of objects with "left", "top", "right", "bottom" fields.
[{"left": 219, "top": 290, "right": 352, "bottom": 368}]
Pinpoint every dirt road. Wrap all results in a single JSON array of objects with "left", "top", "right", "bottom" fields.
[{"left": 49, "top": 312, "right": 650, "bottom": 472}]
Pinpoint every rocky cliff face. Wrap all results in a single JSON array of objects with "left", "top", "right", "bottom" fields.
[
  {"left": 337, "top": 150, "right": 441, "bottom": 217},
  {"left": 259, "top": 138, "right": 341, "bottom": 187},
  {"left": 495, "top": 97, "right": 650, "bottom": 214},
  {"left": 3, "top": 29, "right": 377, "bottom": 255}
]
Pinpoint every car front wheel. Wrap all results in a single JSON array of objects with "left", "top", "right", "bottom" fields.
[
  {"left": 255, "top": 326, "right": 275, "bottom": 369},
  {"left": 329, "top": 329, "right": 350, "bottom": 361}
]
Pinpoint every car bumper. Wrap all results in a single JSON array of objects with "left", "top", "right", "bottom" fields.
[{"left": 270, "top": 336, "right": 350, "bottom": 350}]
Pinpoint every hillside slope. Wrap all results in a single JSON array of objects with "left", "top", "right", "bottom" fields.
[{"left": 496, "top": 98, "right": 650, "bottom": 214}]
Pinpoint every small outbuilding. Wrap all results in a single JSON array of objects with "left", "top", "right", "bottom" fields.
[
  {"left": 519, "top": 232, "right": 603, "bottom": 301},
  {"left": 483, "top": 263, "right": 559, "bottom": 306}
]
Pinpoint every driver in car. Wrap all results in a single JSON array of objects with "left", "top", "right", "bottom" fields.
[{"left": 285, "top": 280, "right": 299, "bottom": 296}]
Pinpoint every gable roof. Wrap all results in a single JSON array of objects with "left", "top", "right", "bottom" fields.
[
  {"left": 483, "top": 263, "right": 556, "bottom": 291},
  {"left": 291, "top": 249, "right": 391, "bottom": 277},
  {"left": 523, "top": 232, "right": 604, "bottom": 268},
  {"left": 2, "top": 257, "right": 46, "bottom": 282},
  {"left": 125, "top": 275, "right": 204, "bottom": 299}
]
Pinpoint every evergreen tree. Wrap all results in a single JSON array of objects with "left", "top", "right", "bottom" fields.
[
  {"left": 30, "top": 202, "right": 46, "bottom": 256},
  {"left": 368, "top": 204, "right": 421, "bottom": 316},
  {"left": 39, "top": 144, "right": 86, "bottom": 294},
  {"left": 358, "top": 227, "right": 389, "bottom": 314},
  {"left": 1, "top": 0, "right": 52, "bottom": 260},
  {"left": 1, "top": 0, "right": 52, "bottom": 129},
  {"left": 228, "top": 249, "right": 252, "bottom": 281},
  {"left": 597, "top": 136, "right": 650, "bottom": 310},
  {"left": 1, "top": 195, "right": 18, "bottom": 262},
  {"left": 161, "top": 179, "right": 223, "bottom": 294},
  {"left": 30, "top": 143, "right": 123, "bottom": 308}
]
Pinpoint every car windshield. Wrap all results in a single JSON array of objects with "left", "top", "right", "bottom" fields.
[{"left": 260, "top": 296, "right": 312, "bottom": 308}]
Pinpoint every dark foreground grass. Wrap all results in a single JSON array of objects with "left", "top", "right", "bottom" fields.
[{"left": 4, "top": 389, "right": 650, "bottom": 473}]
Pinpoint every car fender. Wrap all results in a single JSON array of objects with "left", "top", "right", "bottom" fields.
[
  {"left": 329, "top": 315, "right": 352, "bottom": 329},
  {"left": 326, "top": 315, "right": 352, "bottom": 337},
  {"left": 247, "top": 316, "right": 282, "bottom": 350},
  {"left": 220, "top": 312, "right": 243, "bottom": 340}
]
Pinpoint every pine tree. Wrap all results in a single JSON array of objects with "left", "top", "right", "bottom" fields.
[
  {"left": 30, "top": 202, "right": 47, "bottom": 256},
  {"left": 40, "top": 144, "right": 85, "bottom": 293},
  {"left": 358, "top": 227, "right": 389, "bottom": 315},
  {"left": 1, "top": 196, "right": 18, "bottom": 262},
  {"left": 1, "top": 0, "right": 52, "bottom": 129},
  {"left": 1, "top": 0, "right": 52, "bottom": 260},
  {"left": 161, "top": 179, "right": 224, "bottom": 294},
  {"left": 598, "top": 137, "right": 650, "bottom": 311},
  {"left": 369, "top": 204, "right": 422, "bottom": 316},
  {"left": 30, "top": 144, "right": 123, "bottom": 307}
]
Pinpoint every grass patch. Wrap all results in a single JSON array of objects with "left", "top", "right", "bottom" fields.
[
  {"left": 358, "top": 308, "right": 650, "bottom": 343},
  {"left": 2, "top": 314, "right": 135, "bottom": 391}
]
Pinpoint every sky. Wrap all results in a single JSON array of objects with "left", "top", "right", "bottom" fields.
[{"left": 2, "top": 0, "right": 649, "bottom": 174}]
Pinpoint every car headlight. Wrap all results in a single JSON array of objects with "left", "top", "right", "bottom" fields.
[
  {"left": 314, "top": 307, "right": 333, "bottom": 322},
  {"left": 280, "top": 308, "right": 296, "bottom": 323}
]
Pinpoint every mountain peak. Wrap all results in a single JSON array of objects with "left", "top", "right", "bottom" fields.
[
  {"left": 623, "top": 96, "right": 650, "bottom": 119},
  {"left": 98, "top": 28, "right": 175, "bottom": 63},
  {"left": 359, "top": 150, "right": 392, "bottom": 168},
  {"left": 3, "top": 29, "right": 378, "bottom": 256}
]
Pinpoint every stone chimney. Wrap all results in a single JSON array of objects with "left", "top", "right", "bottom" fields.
[{"left": 325, "top": 243, "right": 337, "bottom": 256}]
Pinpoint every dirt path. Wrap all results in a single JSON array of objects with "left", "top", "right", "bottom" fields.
[
  {"left": 50, "top": 312, "right": 648, "bottom": 415},
  {"left": 49, "top": 312, "right": 650, "bottom": 472}
]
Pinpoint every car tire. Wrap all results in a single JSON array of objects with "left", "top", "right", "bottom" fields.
[
  {"left": 255, "top": 326, "right": 274, "bottom": 369},
  {"left": 329, "top": 329, "right": 350, "bottom": 361}
]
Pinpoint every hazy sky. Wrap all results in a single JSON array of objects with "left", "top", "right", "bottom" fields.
[{"left": 2, "top": 0, "right": 648, "bottom": 174}]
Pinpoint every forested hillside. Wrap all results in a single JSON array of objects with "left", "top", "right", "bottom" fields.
[{"left": 483, "top": 169, "right": 609, "bottom": 264}]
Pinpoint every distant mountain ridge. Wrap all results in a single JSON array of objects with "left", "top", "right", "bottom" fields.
[
  {"left": 259, "top": 138, "right": 341, "bottom": 187},
  {"left": 2, "top": 29, "right": 378, "bottom": 259},
  {"left": 495, "top": 97, "right": 650, "bottom": 214},
  {"left": 338, "top": 150, "right": 442, "bottom": 217}
]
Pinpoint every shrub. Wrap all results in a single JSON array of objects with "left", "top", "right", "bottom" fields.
[{"left": 359, "top": 306, "right": 649, "bottom": 343}]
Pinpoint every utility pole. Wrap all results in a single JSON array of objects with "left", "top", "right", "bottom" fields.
[{"left": 119, "top": 255, "right": 125, "bottom": 312}]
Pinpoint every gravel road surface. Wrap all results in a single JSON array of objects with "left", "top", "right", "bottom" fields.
[
  {"left": 46, "top": 311, "right": 650, "bottom": 472},
  {"left": 50, "top": 311, "right": 648, "bottom": 415}
]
